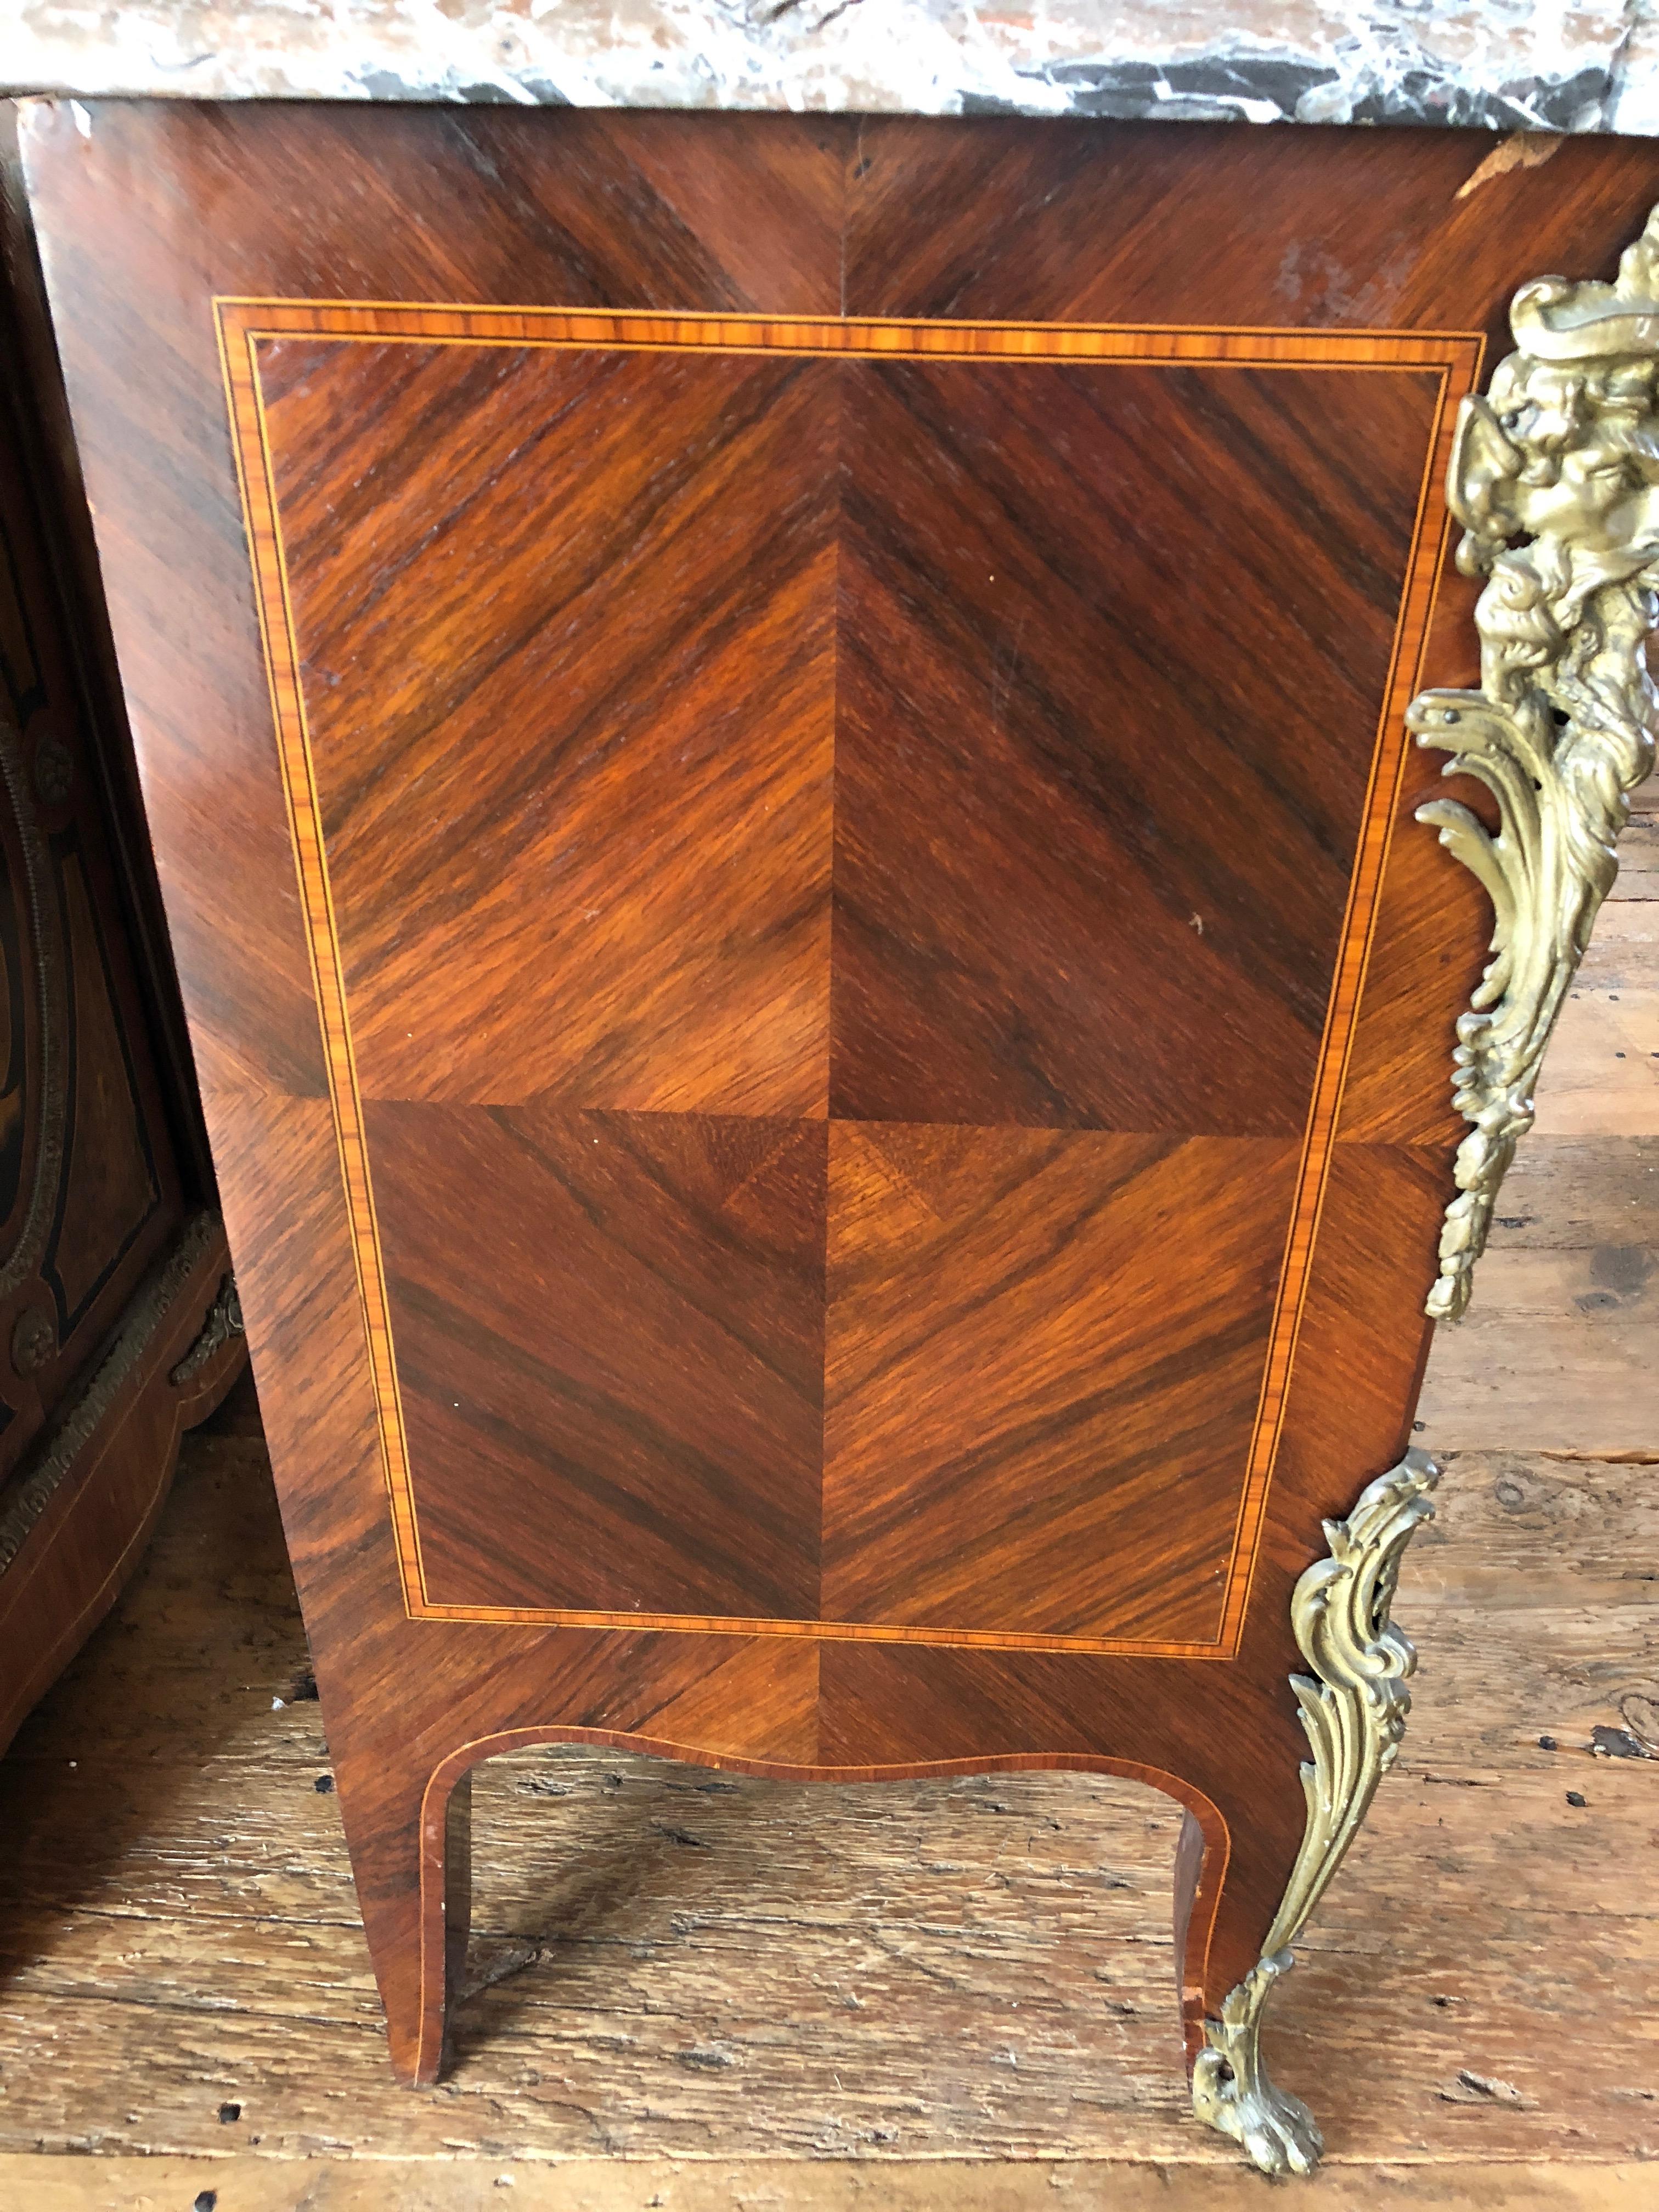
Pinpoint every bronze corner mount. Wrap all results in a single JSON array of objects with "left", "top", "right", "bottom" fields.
[
  {"left": 1410, "top": 204, "right": 1659, "bottom": 1323},
  {"left": 1193, "top": 1447, "right": 1439, "bottom": 2175}
]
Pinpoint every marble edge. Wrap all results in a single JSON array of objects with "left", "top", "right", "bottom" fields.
[{"left": 8, "top": 4, "right": 1659, "bottom": 138}]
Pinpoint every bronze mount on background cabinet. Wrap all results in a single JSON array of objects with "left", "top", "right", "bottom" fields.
[{"left": 15, "top": 103, "right": 1656, "bottom": 2179}]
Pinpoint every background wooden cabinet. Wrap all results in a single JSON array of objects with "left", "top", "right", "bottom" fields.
[{"left": 0, "top": 171, "right": 245, "bottom": 1756}]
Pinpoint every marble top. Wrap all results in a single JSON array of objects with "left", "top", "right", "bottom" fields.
[{"left": 8, "top": 2, "right": 1659, "bottom": 137}]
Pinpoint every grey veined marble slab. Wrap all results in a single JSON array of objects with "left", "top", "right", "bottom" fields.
[{"left": 9, "top": 1, "right": 1659, "bottom": 136}]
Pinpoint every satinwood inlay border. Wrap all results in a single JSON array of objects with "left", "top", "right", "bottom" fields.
[{"left": 215, "top": 297, "right": 1481, "bottom": 1658}]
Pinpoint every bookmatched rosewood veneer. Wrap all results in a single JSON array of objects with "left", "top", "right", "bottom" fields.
[{"left": 17, "top": 101, "right": 1658, "bottom": 2171}]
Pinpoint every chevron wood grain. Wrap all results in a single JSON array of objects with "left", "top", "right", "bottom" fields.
[{"left": 215, "top": 295, "right": 1475, "bottom": 1663}]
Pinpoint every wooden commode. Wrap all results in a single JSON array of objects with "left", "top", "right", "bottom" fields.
[{"left": 15, "top": 101, "right": 1657, "bottom": 2171}]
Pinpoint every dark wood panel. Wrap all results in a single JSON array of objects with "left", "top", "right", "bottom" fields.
[
  {"left": 842, "top": 116, "right": 1659, "bottom": 341},
  {"left": 265, "top": 338, "right": 837, "bottom": 1119},
  {"left": 830, "top": 355, "right": 1441, "bottom": 1131},
  {"left": 823, "top": 1127, "right": 1297, "bottom": 1639},
  {"left": 367, "top": 1099, "right": 826, "bottom": 1621}
]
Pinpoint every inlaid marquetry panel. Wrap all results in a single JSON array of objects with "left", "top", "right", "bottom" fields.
[{"left": 218, "top": 297, "right": 1480, "bottom": 1657}]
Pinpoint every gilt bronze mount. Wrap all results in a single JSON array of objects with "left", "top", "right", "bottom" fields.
[
  {"left": 1194, "top": 202, "right": 1659, "bottom": 2174},
  {"left": 1413, "top": 204, "right": 1659, "bottom": 1322}
]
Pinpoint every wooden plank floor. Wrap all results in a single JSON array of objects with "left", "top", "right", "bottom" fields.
[{"left": 0, "top": 793, "right": 1655, "bottom": 2209}]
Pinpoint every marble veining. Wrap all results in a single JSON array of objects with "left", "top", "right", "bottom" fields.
[{"left": 9, "top": 2, "right": 1659, "bottom": 135}]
